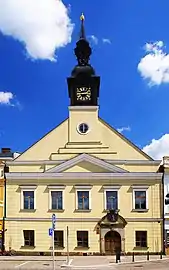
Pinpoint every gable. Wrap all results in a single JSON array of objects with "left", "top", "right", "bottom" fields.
[
  {"left": 47, "top": 153, "right": 128, "bottom": 173},
  {"left": 98, "top": 118, "right": 152, "bottom": 161},
  {"left": 13, "top": 114, "right": 153, "bottom": 163},
  {"left": 14, "top": 119, "right": 68, "bottom": 161}
]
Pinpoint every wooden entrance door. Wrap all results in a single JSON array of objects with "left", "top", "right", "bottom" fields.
[{"left": 105, "top": 231, "right": 121, "bottom": 255}]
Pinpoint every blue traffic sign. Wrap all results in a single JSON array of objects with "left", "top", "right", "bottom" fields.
[
  {"left": 52, "top": 214, "right": 56, "bottom": 221},
  {"left": 52, "top": 214, "right": 56, "bottom": 230},
  {"left": 49, "top": 228, "right": 53, "bottom": 236}
]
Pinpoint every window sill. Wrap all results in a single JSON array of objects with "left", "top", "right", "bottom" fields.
[
  {"left": 75, "top": 246, "right": 90, "bottom": 250},
  {"left": 133, "top": 246, "right": 148, "bottom": 250},
  {"left": 132, "top": 209, "right": 149, "bottom": 212},
  {"left": 48, "top": 209, "right": 65, "bottom": 213},
  {"left": 19, "top": 209, "right": 36, "bottom": 213},
  {"left": 20, "top": 246, "right": 35, "bottom": 250},
  {"left": 74, "top": 209, "right": 91, "bottom": 213},
  {"left": 49, "top": 246, "right": 65, "bottom": 250}
]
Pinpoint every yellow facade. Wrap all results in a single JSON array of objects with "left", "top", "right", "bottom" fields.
[
  {"left": 4, "top": 106, "right": 163, "bottom": 255},
  {"left": 0, "top": 161, "right": 4, "bottom": 232}
]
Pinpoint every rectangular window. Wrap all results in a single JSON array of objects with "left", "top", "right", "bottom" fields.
[
  {"left": 135, "top": 191, "right": 146, "bottom": 209},
  {"left": 54, "top": 231, "right": 64, "bottom": 248},
  {"left": 77, "top": 191, "right": 89, "bottom": 210},
  {"left": 106, "top": 191, "right": 118, "bottom": 210},
  {"left": 77, "top": 231, "right": 88, "bottom": 247},
  {"left": 23, "top": 230, "right": 34, "bottom": 247},
  {"left": 23, "top": 191, "right": 34, "bottom": 210},
  {"left": 135, "top": 231, "right": 147, "bottom": 247},
  {"left": 51, "top": 191, "right": 62, "bottom": 210}
]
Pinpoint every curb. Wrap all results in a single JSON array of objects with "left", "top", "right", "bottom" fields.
[
  {"left": 0, "top": 257, "right": 66, "bottom": 262},
  {"left": 114, "top": 257, "right": 169, "bottom": 266}
]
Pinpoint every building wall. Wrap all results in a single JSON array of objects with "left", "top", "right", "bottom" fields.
[
  {"left": 5, "top": 220, "right": 162, "bottom": 253},
  {"left": 6, "top": 179, "right": 162, "bottom": 220},
  {"left": 5, "top": 113, "right": 162, "bottom": 254},
  {"left": 5, "top": 176, "right": 163, "bottom": 253}
]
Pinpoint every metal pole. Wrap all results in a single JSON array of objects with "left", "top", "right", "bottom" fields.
[
  {"left": 52, "top": 230, "right": 55, "bottom": 270},
  {"left": 67, "top": 226, "right": 69, "bottom": 265}
]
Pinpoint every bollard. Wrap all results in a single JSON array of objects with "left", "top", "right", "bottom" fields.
[
  {"left": 160, "top": 251, "right": 162, "bottom": 259},
  {"left": 147, "top": 251, "right": 149, "bottom": 261},
  {"left": 132, "top": 252, "right": 134, "bottom": 262}
]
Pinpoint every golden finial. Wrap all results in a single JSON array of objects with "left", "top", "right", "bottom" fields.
[{"left": 80, "top": 13, "right": 85, "bottom": 21}]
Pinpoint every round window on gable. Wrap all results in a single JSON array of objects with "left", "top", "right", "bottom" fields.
[{"left": 77, "top": 123, "right": 89, "bottom": 134}]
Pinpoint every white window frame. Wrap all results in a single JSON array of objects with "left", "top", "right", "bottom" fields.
[
  {"left": 132, "top": 186, "right": 149, "bottom": 210},
  {"left": 103, "top": 186, "right": 120, "bottom": 211},
  {"left": 48, "top": 185, "right": 65, "bottom": 210},
  {"left": 20, "top": 185, "right": 37, "bottom": 210},
  {"left": 74, "top": 185, "right": 92, "bottom": 210}
]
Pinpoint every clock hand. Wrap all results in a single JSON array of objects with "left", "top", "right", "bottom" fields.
[{"left": 79, "top": 91, "right": 91, "bottom": 95}]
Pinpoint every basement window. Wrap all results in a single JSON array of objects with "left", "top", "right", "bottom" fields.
[{"left": 23, "top": 230, "right": 35, "bottom": 247}]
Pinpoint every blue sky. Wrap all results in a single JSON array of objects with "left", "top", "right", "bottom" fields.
[{"left": 0, "top": 0, "right": 169, "bottom": 159}]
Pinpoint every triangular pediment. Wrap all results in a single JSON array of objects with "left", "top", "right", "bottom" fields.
[{"left": 47, "top": 153, "right": 128, "bottom": 173}]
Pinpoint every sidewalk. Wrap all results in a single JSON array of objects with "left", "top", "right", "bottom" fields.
[
  {"left": 0, "top": 255, "right": 67, "bottom": 261},
  {"left": 0, "top": 255, "right": 168, "bottom": 264},
  {"left": 107, "top": 254, "right": 169, "bottom": 264}
]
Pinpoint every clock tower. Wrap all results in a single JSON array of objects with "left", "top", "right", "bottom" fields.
[{"left": 67, "top": 13, "right": 100, "bottom": 106}]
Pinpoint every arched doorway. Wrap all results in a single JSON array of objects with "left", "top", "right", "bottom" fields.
[{"left": 104, "top": 230, "right": 121, "bottom": 255}]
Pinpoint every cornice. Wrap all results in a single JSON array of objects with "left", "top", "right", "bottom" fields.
[
  {"left": 6, "top": 159, "right": 161, "bottom": 166},
  {"left": 68, "top": 106, "right": 99, "bottom": 111},
  {"left": 4, "top": 217, "right": 162, "bottom": 222},
  {"left": 105, "top": 159, "right": 161, "bottom": 166},
  {"left": 6, "top": 160, "right": 64, "bottom": 166},
  {"left": 5, "top": 172, "right": 163, "bottom": 180}
]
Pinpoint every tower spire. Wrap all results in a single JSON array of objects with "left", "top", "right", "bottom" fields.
[
  {"left": 67, "top": 14, "right": 100, "bottom": 107},
  {"left": 74, "top": 13, "right": 91, "bottom": 66},
  {"left": 80, "top": 13, "right": 85, "bottom": 39}
]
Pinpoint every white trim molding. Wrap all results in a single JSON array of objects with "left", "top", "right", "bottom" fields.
[
  {"left": 47, "top": 153, "right": 128, "bottom": 173},
  {"left": 74, "top": 185, "right": 92, "bottom": 190},
  {"left": 6, "top": 172, "right": 163, "bottom": 180},
  {"left": 102, "top": 185, "right": 121, "bottom": 190},
  {"left": 68, "top": 106, "right": 99, "bottom": 111},
  {"left": 6, "top": 158, "right": 161, "bottom": 167},
  {"left": 19, "top": 185, "right": 37, "bottom": 210},
  {"left": 132, "top": 186, "right": 149, "bottom": 211},
  {"left": 5, "top": 217, "right": 162, "bottom": 222},
  {"left": 74, "top": 185, "right": 92, "bottom": 210},
  {"left": 47, "top": 185, "right": 65, "bottom": 210}
]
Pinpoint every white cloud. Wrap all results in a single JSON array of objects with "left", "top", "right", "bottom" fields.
[
  {"left": 117, "top": 126, "right": 131, "bottom": 134},
  {"left": 88, "top": 35, "right": 98, "bottom": 45},
  {"left": 102, "top": 38, "right": 111, "bottom": 44},
  {"left": 0, "top": 0, "right": 74, "bottom": 61},
  {"left": 138, "top": 40, "right": 169, "bottom": 86},
  {"left": 0, "top": 91, "right": 21, "bottom": 108},
  {"left": 0, "top": 91, "right": 14, "bottom": 105},
  {"left": 142, "top": 134, "right": 169, "bottom": 160}
]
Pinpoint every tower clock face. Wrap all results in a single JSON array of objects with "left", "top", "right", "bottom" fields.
[{"left": 76, "top": 87, "right": 91, "bottom": 101}]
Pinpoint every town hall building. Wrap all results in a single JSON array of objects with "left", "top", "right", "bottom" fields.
[{"left": 4, "top": 15, "right": 163, "bottom": 255}]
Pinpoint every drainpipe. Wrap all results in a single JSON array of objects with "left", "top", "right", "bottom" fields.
[
  {"left": 2, "top": 164, "right": 7, "bottom": 253},
  {"left": 161, "top": 166, "right": 165, "bottom": 254}
]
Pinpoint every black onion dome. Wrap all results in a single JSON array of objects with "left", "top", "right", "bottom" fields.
[
  {"left": 71, "top": 64, "right": 95, "bottom": 77},
  {"left": 71, "top": 13, "right": 95, "bottom": 77}
]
